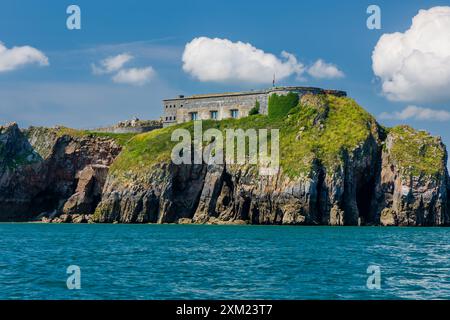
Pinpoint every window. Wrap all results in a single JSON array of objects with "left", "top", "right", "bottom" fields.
[
  {"left": 190, "top": 112, "right": 198, "bottom": 121},
  {"left": 180, "top": 105, "right": 183, "bottom": 108},
  {"left": 210, "top": 111, "right": 218, "bottom": 120},
  {"left": 165, "top": 117, "right": 168, "bottom": 121},
  {"left": 169, "top": 116, "right": 172, "bottom": 120},
  {"left": 173, "top": 116, "right": 176, "bottom": 120},
  {"left": 230, "top": 109, "right": 239, "bottom": 118}
]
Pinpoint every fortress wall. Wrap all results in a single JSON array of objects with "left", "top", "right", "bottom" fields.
[
  {"left": 162, "top": 87, "right": 347, "bottom": 127},
  {"left": 93, "top": 125, "right": 161, "bottom": 134},
  {"left": 175, "top": 93, "right": 268, "bottom": 123}
]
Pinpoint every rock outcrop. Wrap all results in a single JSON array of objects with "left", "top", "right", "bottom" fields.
[
  {"left": 374, "top": 126, "right": 449, "bottom": 226},
  {"left": 0, "top": 124, "right": 121, "bottom": 221},
  {"left": 90, "top": 96, "right": 449, "bottom": 226},
  {"left": 1, "top": 95, "right": 449, "bottom": 226}
]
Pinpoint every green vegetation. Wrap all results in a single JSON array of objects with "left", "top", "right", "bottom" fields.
[
  {"left": 110, "top": 94, "right": 380, "bottom": 180},
  {"left": 268, "top": 92, "right": 299, "bottom": 118},
  {"left": 20, "top": 95, "right": 439, "bottom": 181},
  {"left": 33, "top": 126, "right": 137, "bottom": 146},
  {"left": 279, "top": 95, "right": 377, "bottom": 176},
  {"left": 388, "top": 125, "right": 445, "bottom": 176},
  {"left": 249, "top": 100, "right": 260, "bottom": 115},
  {"left": 0, "top": 140, "right": 39, "bottom": 170},
  {"left": 83, "top": 131, "right": 137, "bottom": 146}
]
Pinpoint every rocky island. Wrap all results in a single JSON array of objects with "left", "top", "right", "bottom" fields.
[{"left": 0, "top": 93, "right": 448, "bottom": 226}]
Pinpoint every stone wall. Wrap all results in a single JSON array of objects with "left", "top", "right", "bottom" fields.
[
  {"left": 162, "top": 86, "right": 346, "bottom": 127},
  {"left": 93, "top": 119, "right": 162, "bottom": 134}
]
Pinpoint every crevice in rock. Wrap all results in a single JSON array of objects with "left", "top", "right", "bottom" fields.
[
  {"left": 356, "top": 175, "right": 376, "bottom": 225},
  {"left": 240, "top": 196, "right": 251, "bottom": 221},
  {"left": 250, "top": 205, "right": 260, "bottom": 224},
  {"left": 314, "top": 165, "right": 325, "bottom": 224}
]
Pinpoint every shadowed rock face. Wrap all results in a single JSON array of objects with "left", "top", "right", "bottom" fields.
[
  {"left": 62, "top": 164, "right": 109, "bottom": 215},
  {"left": 0, "top": 97, "right": 449, "bottom": 226},
  {"left": 374, "top": 130, "right": 449, "bottom": 226},
  {"left": 92, "top": 129, "right": 448, "bottom": 226},
  {"left": 0, "top": 123, "right": 121, "bottom": 221}
]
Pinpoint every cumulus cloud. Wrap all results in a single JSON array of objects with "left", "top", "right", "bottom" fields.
[
  {"left": 182, "top": 37, "right": 305, "bottom": 84},
  {"left": 91, "top": 53, "right": 133, "bottom": 75},
  {"left": 307, "top": 59, "right": 345, "bottom": 79},
  {"left": 0, "top": 42, "right": 48, "bottom": 72},
  {"left": 112, "top": 67, "right": 155, "bottom": 86},
  {"left": 372, "top": 6, "right": 450, "bottom": 102},
  {"left": 92, "top": 53, "right": 155, "bottom": 86},
  {"left": 379, "top": 105, "right": 450, "bottom": 121}
]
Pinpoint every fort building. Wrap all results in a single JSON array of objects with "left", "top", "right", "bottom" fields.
[{"left": 162, "top": 86, "right": 346, "bottom": 127}]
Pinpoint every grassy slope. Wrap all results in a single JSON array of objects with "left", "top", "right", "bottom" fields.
[
  {"left": 387, "top": 125, "right": 446, "bottom": 177},
  {"left": 110, "top": 95, "right": 381, "bottom": 179},
  {"left": 5, "top": 95, "right": 444, "bottom": 180},
  {"left": 53, "top": 127, "right": 136, "bottom": 146}
]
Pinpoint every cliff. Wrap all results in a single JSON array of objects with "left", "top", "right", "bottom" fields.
[
  {"left": 0, "top": 124, "right": 123, "bottom": 221},
  {"left": 0, "top": 94, "right": 448, "bottom": 226}
]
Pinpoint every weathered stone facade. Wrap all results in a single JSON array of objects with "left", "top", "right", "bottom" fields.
[
  {"left": 93, "top": 119, "right": 162, "bottom": 134},
  {"left": 162, "top": 86, "right": 346, "bottom": 127}
]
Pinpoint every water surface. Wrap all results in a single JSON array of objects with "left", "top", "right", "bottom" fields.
[{"left": 0, "top": 224, "right": 449, "bottom": 299}]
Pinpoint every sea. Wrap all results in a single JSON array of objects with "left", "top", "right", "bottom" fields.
[{"left": 0, "top": 223, "right": 448, "bottom": 300}]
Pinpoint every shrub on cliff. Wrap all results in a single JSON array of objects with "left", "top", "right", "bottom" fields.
[
  {"left": 386, "top": 125, "right": 446, "bottom": 177},
  {"left": 268, "top": 92, "right": 299, "bottom": 118},
  {"left": 249, "top": 101, "right": 260, "bottom": 115}
]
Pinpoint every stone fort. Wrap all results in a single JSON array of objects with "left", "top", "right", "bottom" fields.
[{"left": 162, "top": 86, "right": 347, "bottom": 127}]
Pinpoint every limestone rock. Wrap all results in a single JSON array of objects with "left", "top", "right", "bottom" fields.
[
  {"left": 380, "top": 208, "right": 397, "bottom": 226},
  {"left": 0, "top": 124, "right": 121, "bottom": 221}
]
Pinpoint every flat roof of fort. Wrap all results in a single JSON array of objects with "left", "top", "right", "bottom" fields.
[{"left": 163, "top": 86, "right": 347, "bottom": 102}]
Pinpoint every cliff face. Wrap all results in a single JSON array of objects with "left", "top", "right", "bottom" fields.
[
  {"left": 1, "top": 95, "right": 449, "bottom": 226},
  {"left": 374, "top": 127, "right": 449, "bottom": 226},
  {"left": 91, "top": 95, "right": 449, "bottom": 226},
  {"left": 0, "top": 123, "right": 121, "bottom": 221},
  {"left": 93, "top": 135, "right": 381, "bottom": 225}
]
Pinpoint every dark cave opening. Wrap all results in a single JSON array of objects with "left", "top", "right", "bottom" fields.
[
  {"left": 356, "top": 175, "right": 376, "bottom": 225},
  {"left": 30, "top": 189, "right": 61, "bottom": 216},
  {"left": 315, "top": 168, "right": 325, "bottom": 224},
  {"left": 240, "top": 197, "right": 251, "bottom": 221}
]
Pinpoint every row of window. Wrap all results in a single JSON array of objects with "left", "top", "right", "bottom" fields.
[
  {"left": 164, "top": 110, "right": 239, "bottom": 122},
  {"left": 190, "top": 110, "right": 238, "bottom": 121},
  {"left": 165, "top": 105, "right": 183, "bottom": 109}
]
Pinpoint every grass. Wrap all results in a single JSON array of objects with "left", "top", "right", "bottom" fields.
[
  {"left": 279, "top": 95, "right": 377, "bottom": 176},
  {"left": 52, "top": 127, "right": 136, "bottom": 146},
  {"left": 387, "top": 125, "right": 446, "bottom": 177},
  {"left": 109, "top": 94, "right": 381, "bottom": 180},
  {"left": 13, "top": 94, "right": 442, "bottom": 180}
]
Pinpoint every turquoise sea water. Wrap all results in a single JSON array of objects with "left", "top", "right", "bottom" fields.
[{"left": 0, "top": 223, "right": 449, "bottom": 300}]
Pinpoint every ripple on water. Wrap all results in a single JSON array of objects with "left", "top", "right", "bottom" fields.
[{"left": 0, "top": 224, "right": 448, "bottom": 299}]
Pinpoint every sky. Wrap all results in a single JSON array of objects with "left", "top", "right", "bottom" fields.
[{"left": 0, "top": 0, "right": 450, "bottom": 162}]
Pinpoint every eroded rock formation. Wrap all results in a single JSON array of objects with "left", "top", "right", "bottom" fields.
[
  {"left": 0, "top": 123, "right": 121, "bottom": 221},
  {"left": 1, "top": 95, "right": 449, "bottom": 226}
]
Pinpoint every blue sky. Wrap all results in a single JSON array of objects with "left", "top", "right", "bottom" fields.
[{"left": 0, "top": 0, "right": 449, "bottom": 159}]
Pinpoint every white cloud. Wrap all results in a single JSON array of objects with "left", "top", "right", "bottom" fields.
[
  {"left": 379, "top": 105, "right": 450, "bottom": 121},
  {"left": 182, "top": 37, "right": 305, "bottom": 84},
  {"left": 112, "top": 67, "right": 155, "bottom": 86},
  {"left": 91, "top": 53, "right": 133, "bottom": 75},
  {"left": 0, "top": 42, "right": 48, "bottom": 72},
  {"left": 372, "top": 6, "right": 450, "bottom": 102},
  {"left": 92, "top": 53, "right": 155, "bottom": 86},
  {"left": 307, "top": 59, "right": 345, "bottom": 79}
]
